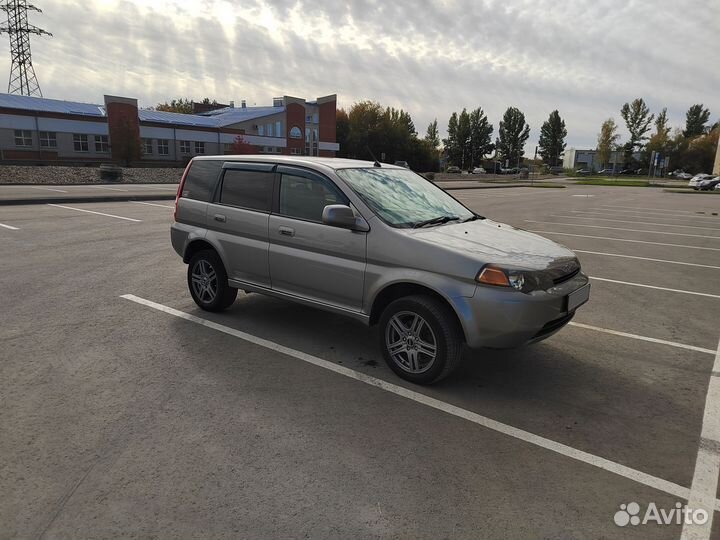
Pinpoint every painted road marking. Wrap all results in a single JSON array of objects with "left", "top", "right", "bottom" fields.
[
  {"left": 27, "top": 186, "right": 68, "bottom": 193},
  {"left": 130, "top": 201, "right": 174, "bottom": 209},
  {"left": 86, "top": 185, "right": 128, "bottom": 192},
  {"left": 0, "top": 222, "right": 19, "bottom": 230},
  {"left": 572, "top": 250, "right": 720, "bottom": 270},
  {"left": 555, "top": 215, "right": 720, "bottom": 231},
  {"left": 567, "top": 322, "right": 715, "bottom": 356},
  {"left": 681, "top": 337, "right": 720, "bottom": 540},
  {"left": 572, "top": 209, "right": 720, "bottom": 223},
  {"left": 526, "top": 220, "right": 720, "bottom": 239},
  {"left": 48, "top": 204, "right": 141, "bottom": 222},
  {"left": 527, "top": 230, "right": 720, "bottom": 252},
  {"left": 589, "top": 276, "right": 720, "bottom": 300},
  {"left": 121, "top": 293, "right": 718, "bottom": 508},
  {"left": 598, "top": 204, "right": 709, "bottom": 215}
]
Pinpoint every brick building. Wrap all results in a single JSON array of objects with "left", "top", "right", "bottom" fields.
[{"left": 0, "top": 93, "right": 339, "bottom": 165}]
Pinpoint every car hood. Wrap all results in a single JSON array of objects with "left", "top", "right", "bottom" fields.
[{"left": 407, "top": 218, "right": 578, "bottom": 271}]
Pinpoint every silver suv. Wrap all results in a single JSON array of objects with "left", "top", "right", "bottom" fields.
[{"left": 171, "top": 156, "right": 590, "bottom": 384}]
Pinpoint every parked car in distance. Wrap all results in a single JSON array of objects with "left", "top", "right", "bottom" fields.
[
  {"left": 597, "top": 168, "right": 615, "bottom": 175},
  {"left": 171, "top": 156, "right": 591, "bottom": 385},
  {"left": 675, "top": 172, "right": 693, "bottom": 180},
  {"left": 697, "top": 176, "right": 720, "bottom": 191},
  {"left": 472, "top": 167, "right": 486, "bottom": 174},
  {"left": 575, "top": 168, "right": 591, "bottom": 175},
  {"left": 689, "top": 174, "right": 714, "bottom": 189},
  {"left": 394, "top": 160, "right": 409, "bottom": 168},
  {"left": 446, "top": 166, "right": 461, "bottom": 173}
]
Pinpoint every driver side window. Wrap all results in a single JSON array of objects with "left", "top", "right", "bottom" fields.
[{"left": 278, "top": 173, "right": 347, "bottom": 222}]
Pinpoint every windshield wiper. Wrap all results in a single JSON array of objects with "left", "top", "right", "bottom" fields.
[{"left": 412, "top": 215, "right": 460, "bottom": 228}]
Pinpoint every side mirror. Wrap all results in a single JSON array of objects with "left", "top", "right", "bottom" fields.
[{"left": 322, "top": 204, "right": 369, "bottom": 232}]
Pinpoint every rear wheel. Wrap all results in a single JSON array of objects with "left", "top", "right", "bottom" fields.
[
  {"left": 379, "top": 295, "right": 464, "bottom": 384},
  {"left": 187, "top": 250, "right": 237, "bottom": 311}
]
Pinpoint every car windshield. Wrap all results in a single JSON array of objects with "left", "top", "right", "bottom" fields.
[{"left": 336, "top": 167, "right": 475, "bottom": 227}]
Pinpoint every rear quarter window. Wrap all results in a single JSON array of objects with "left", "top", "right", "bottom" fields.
[{"left": 182, "top": 160, "right": 223, "bottom": 202}]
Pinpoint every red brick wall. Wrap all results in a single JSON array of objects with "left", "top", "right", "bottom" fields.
[
  {"left": 286, "top": 103, "right": 305, "bottom": 155},
  {"left": 105, "top": 98, "right": 141, "bottom": 164}
]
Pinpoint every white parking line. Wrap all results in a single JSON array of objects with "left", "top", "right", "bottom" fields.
[
  {"left": 131, "top": 201, "right": 174, "bottom": 209},
  {"left": 0, "top": 222, "right": 19, "bottom": 230},
  {"left": 573, "top": 250, "right": 720, "bottom": 270},
  {"left": 598, "top": 204, "right": 707, "bottom": 215},
  {"left": 573, "top": 209, "right": 720, "bottom": 222},
  {"left": 48, "top": 204, "right": 141, "bottom": 222},
  {"left": 86, "top": 185, "right": 128, "bottom": 192},
  {"left": 526, "top": 230, "right": 720, "bottom": 252},
  {"left": 27, "top": 186, "right": 68, "bottom": 193},
  {"left": 555, "top": 215, "right": 720, "bottom": 231},
  {"left": 682, "top": 338, "right": 720, "bottom": 540},
  {"left": 526, "top": 220, "right": 720, "bottom": 240},
  {"left": 120, "top": 293, "right": 717, "bottom": 507},
  {"left": 589, "top": 276, "right": 720, "bottom": 300},
  {"left": 567, "top": 322, "right": 715, "bottom": 355}
]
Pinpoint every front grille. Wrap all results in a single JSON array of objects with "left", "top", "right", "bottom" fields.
[
  {"left": 553, "top": 267, "right": 580, "bottom": 285},
  {"left": 533, "top": 312, "right": 575, "bottom": 339}
]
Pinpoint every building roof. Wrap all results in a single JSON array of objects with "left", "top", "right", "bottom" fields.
[{"left": 0, "top": 93, "right": 285, "bottom": 128}]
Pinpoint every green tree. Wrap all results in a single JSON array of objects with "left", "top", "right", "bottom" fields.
[
  {"left": 497, "top": 107, "right": 530, "bottom": 165},
  {"left": 596, "top": 118, "right": 620, "bottom": 168},
  {"left": 468, "top": 107, "right": 493, "bottom": 167},
  {"left": 425, "top": 119, "right": 440, "bottom": 148},
  {"left": 655, "top": 108, "right": 671, "bottom": 139},
  {"left": 444, "top": 113, "right": 459, "bottom": 165},
  {"left": 620, "top": 98, "right": 654, "bottom": 160},
  {"left": 155, "top": 98, "right": 194, "bottom": 114},
  {"left": 684, "top": 104, "right": 711, "bottom": 138},
  {"left": 643, "top": 108, "right": 672, "bottom": 164},
  {"left": 538, "top": 110, "right": 567, "bottom": 166}
]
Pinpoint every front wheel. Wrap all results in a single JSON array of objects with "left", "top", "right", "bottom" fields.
[
  {"left": 378, "top": 295, "right": 464, "bottom": 385},
  {"left": 187, "top": 250, "right": 237, "bottom": 311}
]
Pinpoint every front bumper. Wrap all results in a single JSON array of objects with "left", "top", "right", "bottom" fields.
[{"left": 452, "top": 273, "right": 590, "bottom": 349}]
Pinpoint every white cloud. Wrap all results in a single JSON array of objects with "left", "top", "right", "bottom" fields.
[{"left": 1, "top": 0, "right": 718, "bottom": 150}]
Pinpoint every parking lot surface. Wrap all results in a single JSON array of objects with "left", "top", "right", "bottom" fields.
[{"left": 1, "top": 185, "right": 719, "bottom": 539}]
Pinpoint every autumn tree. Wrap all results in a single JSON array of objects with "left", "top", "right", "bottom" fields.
[
  {"left": 684, "top": 104, "right": 711, "bottom": 138},
  {"left": 538, "top": 110, "right": 567, "bottom": 166},
  {"left": 596, "top": 118, "right": 620, "bottom": 168},
  {"left": 155, "top": 98, "right": 194, "bottom": 114},
  {"left": 620, "top": 98, "right": 654, "bottom": 161},
  {"left": 497, "top": 107, "right": 530, "bottom": 165},
  {"left": 229, "top": 135, "right": 257, "bottom": 154}
]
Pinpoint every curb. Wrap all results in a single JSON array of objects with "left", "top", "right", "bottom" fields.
[
  {"left": 437, "top": 183, "right": 564, "bottom": 191},
  {"left": 0, "top": 194, "right": 176, "bottom": 206}
]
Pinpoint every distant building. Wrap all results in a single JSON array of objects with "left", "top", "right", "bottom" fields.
[
  {"left": 0, "top": 93, "right": 339, "bottom": 165},
  {"left": 563, "top": 148, "right": 634, "bottom": 171}
]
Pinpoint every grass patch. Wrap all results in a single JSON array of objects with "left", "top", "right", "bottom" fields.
[{"left": 574, "top": 178, "right": 651, "bottom": 187}]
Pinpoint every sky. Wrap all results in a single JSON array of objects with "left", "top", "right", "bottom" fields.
[{"left": 3, "top": 0, "right": 719, "bottom": 150}]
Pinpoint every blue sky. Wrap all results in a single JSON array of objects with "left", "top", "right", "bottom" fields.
[{"left": 3, "top": 0, "right": 719, "bottom": 150}]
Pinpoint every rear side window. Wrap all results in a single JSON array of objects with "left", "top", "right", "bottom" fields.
[
  {"left": 220, "top": 169, "right": 273, "bottom": 212},
  {"left": 182, "top": 160, "right": 222, "bottom": 201}
]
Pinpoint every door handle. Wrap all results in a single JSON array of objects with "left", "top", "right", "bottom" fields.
[
  {"left": 278, "top": 226, "right": 295, "bottom": 237},
  {"left": 213, "top": 214, "right": 226, "bottom": 223}
]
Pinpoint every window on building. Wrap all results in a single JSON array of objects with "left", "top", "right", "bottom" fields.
[
  {"left": 194, "top": 141, "right": 205, "bottom": 154},
  {"left": 312, "top": 113, "right": 318, "bottom": 124},
  {"left": 39, "top": 131, "right": 57, "bottom": 148},
  {"left": 142, "top": 138, "right": 153, "bottom": 154},
  {"left": 219, "top": 169, "right": 274, "bottom": 212},
  {"left": 95, "top": 135, "right": 110, "bottom": 153},
  {"left": 73, "top": 134, "right": 89, "bottom": 152},
  {"left": 157, "top": 139, "right": 169, "bottom": 155},
  {"left": 290, "top": 147, "right": 300, "bottom": 155},
  {"left": 266, "top": 123, "right": 273, "bottom": 137},
  {"left": 14, "top": 130, "right": 32, "bottom": 147},
  {"left": 275, "top": 121, "right": 282, "bottom": 137},
  {"left": 180, "top": 140, "right": 191, "bottom": 154},
  {"left": 306, "top": 115, "right": 312, "bottom": 123},
  {"left": 258, "top": 125, "right": 264, "bottom": 136}
]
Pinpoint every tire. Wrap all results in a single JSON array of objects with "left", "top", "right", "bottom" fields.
[
  {"left": 187, "top": 250, "right": 237, "bottom": 312},
  {"left": 378, "top": 295, "right": 464, "bottom": 385}
]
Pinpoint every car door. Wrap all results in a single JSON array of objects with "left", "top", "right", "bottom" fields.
[
  {"left": 205, "top": 162, "right": 275, "bottom": 288},
  {"left": 268, "top": 166, "right": 367, "bottom": 312}
]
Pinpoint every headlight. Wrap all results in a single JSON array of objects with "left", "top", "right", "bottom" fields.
[{"left": 476, "top": 265, "right": 542, "bottom": 293}]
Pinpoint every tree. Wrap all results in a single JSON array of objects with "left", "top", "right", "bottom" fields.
[
  {"left": 620, "top": 98, "right": 654, "bottom": 160},
  {"left": 425, "top": 119, "right": 440, "bottom": 149},
  {"left": 468, "top": 107, "right": 494, "bottom": 167},
  {"left": 684, "top": 104, "right": 711, "bottom": 138},
  {"left": 538, "top": 110, "right": 567, "bottom": 166},
  {"left": 655, "top": 108, "right": 671, "bottom": 139},
  {"left": 596, "top": 118, "right": 620, "bottom": 168},
  {"left": 155, "top": 98, "right": 194, "bottom": 114},
  {"left": 643, "top": 108, "right": 672, "bottom": 165},
  {"left": 229, "top": 135, "right": 256, "bottom": 154},
  {"left": 497, "top": 107, "right": 530, "bottom": 165}
]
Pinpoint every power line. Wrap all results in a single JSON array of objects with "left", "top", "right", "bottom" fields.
[{"left": 0, "top": 0, "right": 51, "bottom": 96}]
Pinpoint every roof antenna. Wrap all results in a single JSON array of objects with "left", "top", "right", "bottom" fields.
[{"left": 366, "top": 146, "right": 382, "bottom": 167}]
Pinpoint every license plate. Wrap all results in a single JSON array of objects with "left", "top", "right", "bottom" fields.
[{"left": 567, "top": 284, "right": 590, "bottom": 312}]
